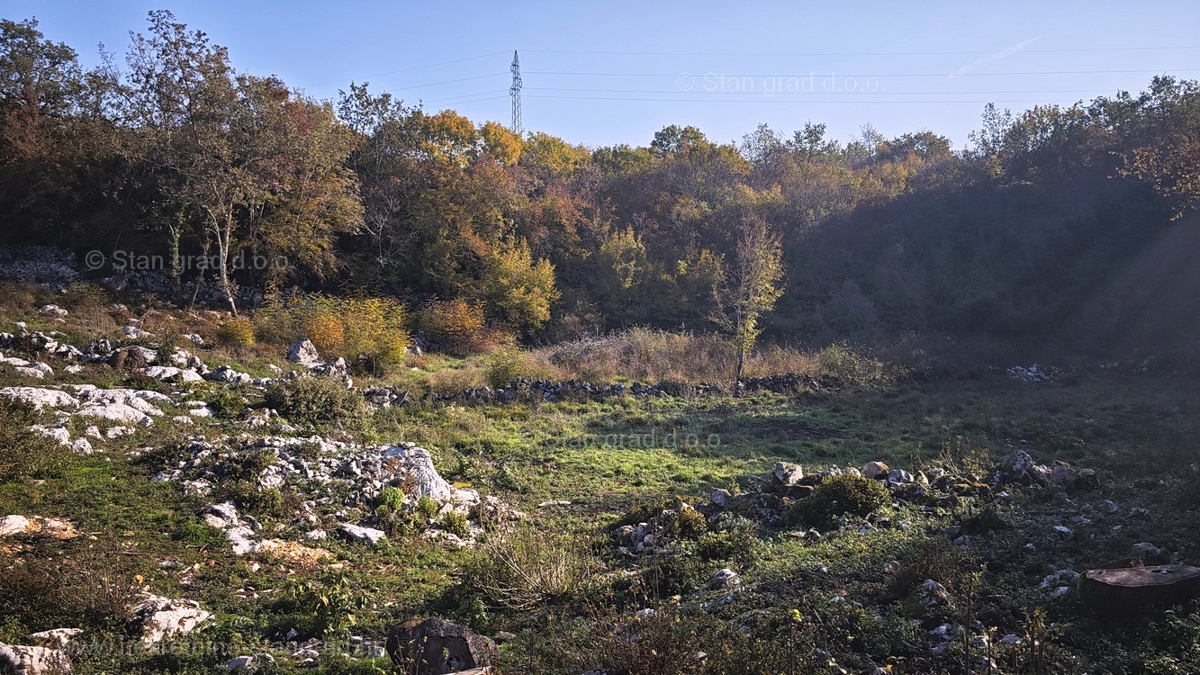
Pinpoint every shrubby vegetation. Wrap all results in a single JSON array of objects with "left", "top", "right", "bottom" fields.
[{"left": 1, "top": 14, "right": 1197, "bottom": 356}]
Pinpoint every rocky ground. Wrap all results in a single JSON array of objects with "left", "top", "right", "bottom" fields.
[{"left": 1, "top": 288, "right": 1200, "bottom": 673}]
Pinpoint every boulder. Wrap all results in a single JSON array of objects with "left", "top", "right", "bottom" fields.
[
  {"left": 28, "top": 629, "right": 82, "bottom": 649},
  {"left": 76, "top": 403, "right": 153, "bottom": 426},
  {"left": 707, "top": 568, "right": 742, "bottom": 591},
  {"left": 901, "top": 579, "right": 955, "bottom": 619},
  {"left": 770, "top": 462, "right": 804, "bottom": 488},
  {"left": 108, "top": 346, "right": 157, "bottom": 370},
  {"left": 130, "top": 593, "right": 211, "bottom": 645},
  {"left": 380, "top": 445, "right": 479, "bottom": 506},
  {"left": 1079, "top": 565, "right": 1200, "bottom": 614},
  {"left": 0, "top": 387, "right": 79, "bottom": 410},
  {"left": 862, "top": 461, "right": 890, "bottom": 480},
  {"left": 38, "top": 304, "right": 68, "bottom": 318},
  {"left": 385, "top": 618, "right": 499, "bottom": 674},
  {"left": 287, "top": 339, "right": 322, "bottom": 367},
  {"left": 0, "top": 643, "right": 73, "bottom": 674},
  {"left": 141, "top": 366, "right": 204, "bottom": 383},
  {"left": 338, "top": 523, "right": 386, "bottom": 546},
  {"left": 0, "top": 515, "right": 31, "bottom": 537}
]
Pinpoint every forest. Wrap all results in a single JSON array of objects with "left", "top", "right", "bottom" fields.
[{"left": 3, "top": 12, "right": 1198, "bottom": 356}]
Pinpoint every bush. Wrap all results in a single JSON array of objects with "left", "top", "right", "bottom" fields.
[
  {"left": 216, "top": 317, "right": 256, "bottom": 348},
  {"left": 695, "top": 525, "right": 759, "bottom": 562},
  {"left": 485, "top": 348, "right": 523, "bottom": 388},
  {"left": 443, "top": 510, "right": 470, "bottom": 537},
  {"left": 254, "top": 294, "right": 410, "bottom": 376},
  {"left": 377, "top": 486, "right": 406, "bottom": 511},
  {"left": 663, "top": 505, "right": 707, "bottom": 540},
  {"left": 0, "top": 399, "right": 69, "bottom": 481},
  {"left": 304, "top": 311, "right": 345, "bottom": 357},
  {"left": 786, "top": 473, "right": 891, "bottom": 530},
  {"left": 420, "top": 299, "right": 487, "bottom": 355},
  {"left": 264, "top": 376, "right": 368, "bottom": 427},
  {"left": 465, "top": 525, "right": 600, "bottom": 610},
  {"left": 816, "top": 342, "right": 888, "bottom": 386}
]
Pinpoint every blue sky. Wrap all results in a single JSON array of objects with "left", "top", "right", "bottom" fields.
[{"left": 5, "top": 1, "right": 1199, "bottom": 150}]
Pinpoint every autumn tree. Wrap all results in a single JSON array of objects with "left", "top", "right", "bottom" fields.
[{"left": 714, "top": 216, "right": 784, "bottom": 381}]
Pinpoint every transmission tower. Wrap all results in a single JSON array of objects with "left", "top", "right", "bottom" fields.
[{"left": 509, "top": 50, "right": 522, "bottom": 134}]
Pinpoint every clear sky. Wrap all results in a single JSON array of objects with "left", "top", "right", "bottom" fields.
[{"left": 5, "top": 1, "right": 1199, "bottom": 150}]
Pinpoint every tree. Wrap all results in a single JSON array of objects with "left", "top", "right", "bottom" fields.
[{"left": 714, "top": 216, "right": 784, "bottom": 381}]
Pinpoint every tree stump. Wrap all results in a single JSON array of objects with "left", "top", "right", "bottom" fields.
[{"left": 1079, "top": 565, "right": 1200, "bottom": 614}]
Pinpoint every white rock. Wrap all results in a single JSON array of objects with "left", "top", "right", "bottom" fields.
[
  {"left": 30, "top": 425, "right": 70, "bottom": 446},
  {"left": 141, "top": 366, "right": 204, "bottom": 383},
  {"left": 70, "top": 438, "right": 93, "bottom": 455},
  {"left": 105, "top": 426, "right": 134, "bottom": 439},
  {"left": 0, "top": 515, "right": 32, "bottom": 537},
  {"left": 172, "top": 415, "right": 194, "bottom": 425},
  {"left": 379, "top": 445, "right": 479, "bottom": 506},
  {"left": 85, "top": 425, "right": 102, "bottom": 439},
  {"left": 130, "top": 593, "right": 210, "bottom": 645},
  {"left": 200, "top": 503, "right": 241, "bottom": 530},
  {"left": 38, "top": 304, "right": 68, "bottom": 317},
  {"left": 338, "top": 523, "right": 386, "bottom": 546},
  {"left": 287, "top": 339, "right": 322, "bottom": 366},
  {"left": 77, "top": 403, "right": 152, "bottom": 426},
  {"left": 28, "top": 629, "right": 82, "bottom": 648},
  {"left": 0, "top": 387, "right": 79, "bottom": 410},
  {"left": 64, "top": 365, "right": 83, "bottom": 374},
  {"left": 15, "top": 367, "right": 45, "bottom": 379},
  {"left": 0, "top": 643, "right": 73, "bottom": 673}
]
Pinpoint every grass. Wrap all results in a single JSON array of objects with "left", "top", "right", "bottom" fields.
[{"left": 5, "top": 282, "right": 1200, "bottom": 672}]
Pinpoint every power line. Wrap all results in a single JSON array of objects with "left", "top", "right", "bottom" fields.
[
  {"left": 303, "top": 51, "right": 510, "bottom": 88},
  {"left": 527, "top": 68, "right": 1200, "bottom": 78},
  {"left": 524, "top": 94, "right": 1103, "bottom": 104},
  {"left": 524, "top": 46, "right": 1200, "bottom": 57},
  {"left": 526, "top": 86, "right": 1128, "bottom": 96}
]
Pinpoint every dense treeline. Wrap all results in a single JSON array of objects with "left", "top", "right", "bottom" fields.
[{"left": 1, "top": 12, "right": 1197, "bottom": 345}]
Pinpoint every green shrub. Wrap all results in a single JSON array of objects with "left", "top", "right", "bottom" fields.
[
  {"left": 785, "top": 473, "right": 891, "bottom": 530},
  {"left": 485, "top": 347, "right": 523, "bottom": 388},
  {"left": 377, "top": 486, "right": 406, "bottom": 511},
  {"left": 816, "top": 342, "right": 888, "bottom": 386},
  {"left": 663, "top": 505, "right": 707, "bottom": 540},
  {"left": 0, "top": 399, "right": 69, "bottom": 481},
  {"left": 415, "top": 494, "right": 438, "bottom": 520},
  {"left": 642, "top": 554, "right": 707, "bottom": 598},
  {"left": 205, "top": 388, "right": 249, "bottom": 419},
  {"left": 264, "top": 376, "right": 368, "bottom": 427},
  {"left": 443, "top": 510, "right": 470, "bottom": 538},
  {"left": 695, "top": 525, "right": 758, "bottom": 562}
]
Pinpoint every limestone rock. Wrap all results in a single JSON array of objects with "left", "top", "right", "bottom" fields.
[
  {"left": 380, "top": 445, "right": 479, "bottom": 506},
  {"left": 1079, "top": 565, "right": 1200, "bottom": 614},
  {"left": 771, "top": 462, "right": 804, "bottom": 488},
  {"left": 0, "top": 643, "right": 73, "bottom": 674},
  {"left": 862, "top": 461, "right": 890, "bottom": 480},
  {"left": 287, "top": 338, "right": 321, "bottom": 366},
  {"left": 338, "top": 523, "right": 386, "bottom": 546},
  {"left": 0, "top": 387, "right": 79, "bottom": 410},
  {"left": 385, "top": 618, "right": 498, "bottom": 674},
  {"left": 130, "top": 593, "right": 211, "bottom": 645}
]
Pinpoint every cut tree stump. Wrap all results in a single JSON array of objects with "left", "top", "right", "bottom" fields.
[{"left": 1079, "top": 565, "right": 1200, "bottom": 613}]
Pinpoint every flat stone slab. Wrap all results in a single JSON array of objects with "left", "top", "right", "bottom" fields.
[{"left": 1080, "top": 565, "right": 1200, "bottom": 613}]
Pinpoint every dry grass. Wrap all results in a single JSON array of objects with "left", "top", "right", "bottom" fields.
[{"left": 529, "top": 327, "right": 886, "bottom": 384}]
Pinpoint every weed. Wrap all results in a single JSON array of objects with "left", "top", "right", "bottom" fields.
[
  {"left": 466, "top": 525, "right": 600, "bottom": 610},
  {"left": 264, "top": 376, "right": 368, "bottom": 427},
  {"left": 785, "top": 473, "right": 891, "bottom": 530}
]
